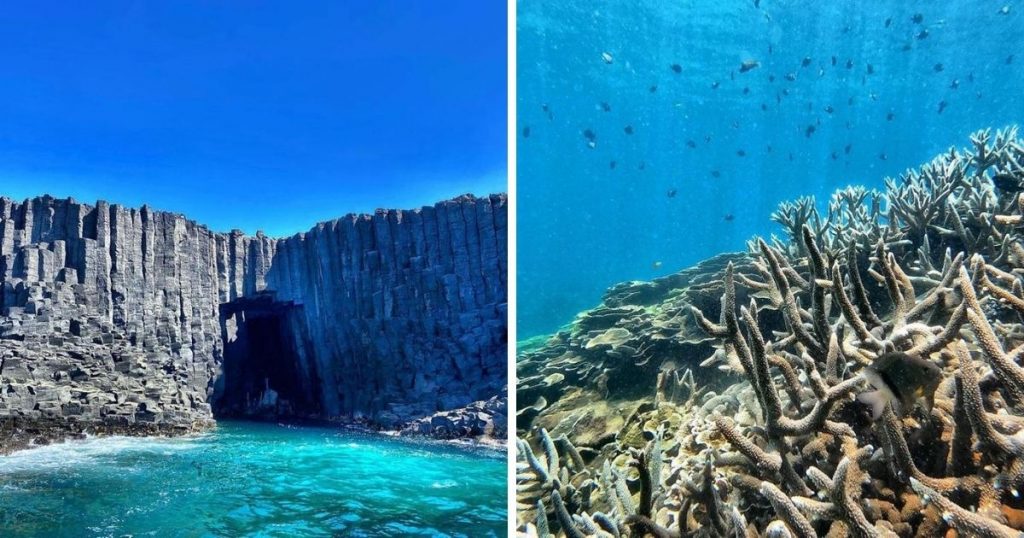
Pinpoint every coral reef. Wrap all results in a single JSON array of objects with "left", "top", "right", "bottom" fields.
[{"left": 517, "top": 127, "right": 1024, "bottom": 536}]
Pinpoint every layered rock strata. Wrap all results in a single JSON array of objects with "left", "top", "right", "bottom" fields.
[{"left": 0, "top": 193, "right": 506, "bottom": 450}]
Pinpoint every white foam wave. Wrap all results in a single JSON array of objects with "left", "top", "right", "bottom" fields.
[{"left": 0, "top": 434, "right": 206, "bottom": 474}]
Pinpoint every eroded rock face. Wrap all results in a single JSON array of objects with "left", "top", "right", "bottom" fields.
[{"left": 0, "top": 193, "right": 507, "bottom": 448}]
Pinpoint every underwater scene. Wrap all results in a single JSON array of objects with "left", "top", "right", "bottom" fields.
[
  {"left": 517, "top": 1, "right": 1024, "bottom": 537},
  {"left": 0, "top": 421, "right": 507, "bottom": 537}
]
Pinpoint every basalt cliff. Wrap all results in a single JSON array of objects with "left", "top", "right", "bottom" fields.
[{"left": 0, "top": 193, "right": 507, "bottom": 451}]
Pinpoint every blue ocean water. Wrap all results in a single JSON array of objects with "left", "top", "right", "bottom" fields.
[
  {"left": 0, "top": 421, "right": 506, "bottom": 537},
  {"left": 517, "top": 0, "right": 1024, "bottom": 338}
]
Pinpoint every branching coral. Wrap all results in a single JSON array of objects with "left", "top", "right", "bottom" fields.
[{"left": 516, "top": 127, "right": 1024, "bottom": 537}]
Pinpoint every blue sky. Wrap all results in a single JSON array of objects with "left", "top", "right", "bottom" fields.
[{"left": 0, "top": 2, "right": 506, "bottom": 236}]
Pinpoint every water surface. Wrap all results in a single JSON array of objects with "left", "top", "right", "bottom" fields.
[{"left": 0, "top": 420, "right": 506, "bottom": 537}]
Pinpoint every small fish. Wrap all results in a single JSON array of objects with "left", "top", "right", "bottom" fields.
[
  {"left": 912, "top": 13, "right": 923, "bottom": 24},
  {"left": 993, "top": 173, "right": 1022, "bottom": 192},
  {"left": 704, "top": 135, "right": 712, "bottom": 143},
  {"left": 710, "top": 170, "right": 721, "bottom": 178},
  {"left": 768, "top": 74, "right": 775, "bottom": 82},
  {"left": 522, "top": 126, "right": 531, "bottom": 138},
  {"left": 950, "top": 79, "right": 959, "bottom": 89},
  {"left": 723, "top": 214, "right": 735, "bottom": 222},
  {"left": 624, "top": 125, "right": 634, "bottom": 135},
  {"left": 1008, "top": 55, "right": 1015, "bottom": 65},
  {"left": 542, "top": 103, "right": 553, "bottom": 120},
  {"left": 602, "top": 52, "right": 614, "bottom": 64},
  {"left": 742, "top": 86, "right": 750, "bottom": 95},
  {"left": 933, "top": 63, "right": 944, "bottom": 72},
  {"left": 686, "top": 140, "right": 697, "bottom": 148},
  {"left": 902, "top": 42, "right": 913, "bottom": 51},
  {"left": 848, "top": 96, "right": 854, "bottom": 105},
  {"left": 968, "top": 72, "right": 975, "bottom": 82},
  {"left": 805, "top": 124, "right": 816, "bottom": 137},
  {"left": 711, "top": 81, "right": 721, "bottom": 89},
  {"left": 736, "top": 149, "right": 746, "bottom": 157},
  {"left": 670, "top": 63, "right": 682, "bottom": 73},
  {"left": 761, "top": 103, "right": 768, "bottom": 111},
  {"left": 938, "top": 100, "right": 947, "bottom": 114},
  {"left": 831, "top": 151, "right": 838, "bottom": 160},
  {"left": 916, "top": 29, "right": 929, "bottom": 40},
  {"left": 879, "top": 152, "right": 888, "bottom": 160},
  {"left": 600, "top": 101, "right": 611, "bottom": 112},
  {"left": 666, "top": 189, "right": 677, "bottom": 198},
  {"left": 845, "top": 143, "right": 852, "bottom": 154},
  {"left": 785, "top": 72, "right": 797, "bottom": 81},
  {"left": 739, "top": 59, "right": 761, "bottom": 72},
  {"left": 1000, "top": 5, "right": 1010, "bottom": 15},
  {"left": 831, "top": 55, "right": 837, "bottom": 66},
  {"left": 857, "top": 352, "right": 942, "bottom": 420},
  {"left": 766, "top": 145, "right": 773, "bottom": 153},
  {"left": 753, "top": 0, "right": 760, "bottom": 7},
  {"left": 867, "top": 64, "right": 875, "bottom": 75},
  {"left": 638, "top": 161, "right": 646, "bottom": 170},
  {"left": 801, "top": 56, "right": 812, "bottom": 67},
  {"left": 818, "top": 67, "right": 825, "bottom": 77},
  {"left": 885, "top": 17, "right": 892, "bottom": 28},
  {"left": 824, "top": 105, "right": 834, "bottom": 114},
  {"left": 583, "top": 129, "right": 597, "bottom": 148},
  {"left": 609, "top": 161, "right": 617, "bottom": 169},
  {"left": 652, "top": 261, "right": 663, "bottom": 269},
  {"left": 649, "top": 85, "right": 658, "bottom": 93},
  {"left": 845, "top": 59, "right": 854, "bottom": 69}
]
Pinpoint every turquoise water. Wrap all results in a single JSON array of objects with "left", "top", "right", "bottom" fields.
[
  {"left": 0, "top": 421, "right": 506, "bottom": 537},
  {"left": 517, "top": 0, "right": 1024, "bottom": 337}
]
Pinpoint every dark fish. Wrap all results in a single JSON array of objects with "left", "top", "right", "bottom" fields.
[
  {"left": 788, "top": 152, "right": 794, "bottom": 161},
  {"left": 1008, "top": 55, "right": 1015, "bottom": 65},
  {"left": 768, "top": 43, "right": 773, "bottom": 54},
  {"left": 824, "top": 105, "right": 834, "bottom": 114},
  {"left": 879, "top": 152, "right": 888, "bottom": 160},
  {"left": 624, "top": 125, "right": 634, "bottom": 135},
  {"left": 845, "top": 59, "right": 854, "bottom": 69},
  {"left": 736, "top": 149, "right": 746, "bottom": 157},
  {"left": 912, "top": 13, "right": 923, "bottom": 24},
  {"left": 609, "top": 161, "right": 616, "bottom": 169},
  {"left": 686, "top": 140, "right": 697, "bottom": 148},
  {"left": 857, "top": 352, "right": 942, "bottom": 420},
  {"left": 638, "top": 161, "right": 646, "bottom": 170},
  {"left": 704, "top": 135, "right": 712, "bottom": 143},
  {"left": 801, "top": 56, "right": 812, "bottom": 67},
  {"left": 831, "top": 56, "right": 837, "bottom": 66},
  {"left": 848, "top": 96, "right": 854, "bottom": 105},
  {"left": 731, "top": 120, "right": 740, "bottom": 129},
  {"left": 845, "top": 143, "right": 852, "bottom": 154},
  {"left": 766, "top": 145, "right": 773, "bottom": 153},
  {"left": 740, "top": 59, "right": 760, "bottom": 72},
  {"left": 649, "top": 85, "right": 658, "bottom": 93},
  {"left": 542, "top": 103, "right": 553, "bottom": 120},
  {"left": 600, "top": 101, "right": 611, "bottom": 112},
  {"left": 711, "top": 81, "right": 721, "bottom": 89},
  {"left": 933, "top": 63, "right": 943, "bottom": 72},
  {"left": 761, "top": 103, "right": 768, "bottom": 111},
  {"left": 831, "top": 151, "right": 838, "bottom": 160},
  {"left": 902, "top": 42, "right": 913, "bottom": 51},
  {"left": 993, "top": 173, "right": 1022, "bottom": 192},
  {"left": 885, "top": 17, "right": 892, "bottom": 28},
  {"left": 710, "top": 170, "right": 721, "bottom": 178},
  {"left": 968, "top": 72, "right": 975, "bottom": 82},
  {"left": 916, "top": 29, "right": 929, "bottom": 40},
  {"left": 937, "top": 100, "right": 947, "bottom": 114},
  {"left": 667, "top": 188, "right": 677, "bottom": 198},
  {"left": 522, "top": 126, "right": 531, "bottom": 138},
  {"left": 785, "top": 72, "right": 797, "bottom": 81},
  {"left": 887, "top": 111, "right": 895, "bottom": 121},
  {"left": 753, "top": 0, "right": 760, "bottom": 7},
  {"left": 743, "top": 86, "right": 750, "bottom": 95},
  {"left": 583, "top": 128, "right": 596, "bottom": 148},
  {"left": 723, "top": 214, "right": 735, "bottom": 222},
  {"left": 768, "top": 74, "right": 775, "bottom": 82},
  {"left": 671, "top": 63, "right": 682, "bottom": 73},
  {"left": 950, "top": 79, "right": 960, "bottom": 89},
  {"left": 867, "top": 64, "right": 875, "bottom": 75},
  {"left": 805, "top": 124, "right": 816, "bottom": 137}
]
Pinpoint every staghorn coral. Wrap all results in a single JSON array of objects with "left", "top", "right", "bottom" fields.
[{"left": 516, "top": 127, "right": 1024, "bottom": 537}]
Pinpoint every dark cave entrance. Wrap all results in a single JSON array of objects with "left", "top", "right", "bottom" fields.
[{"left": 213, "top": 292, "right": 320, "bottom": 419}]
